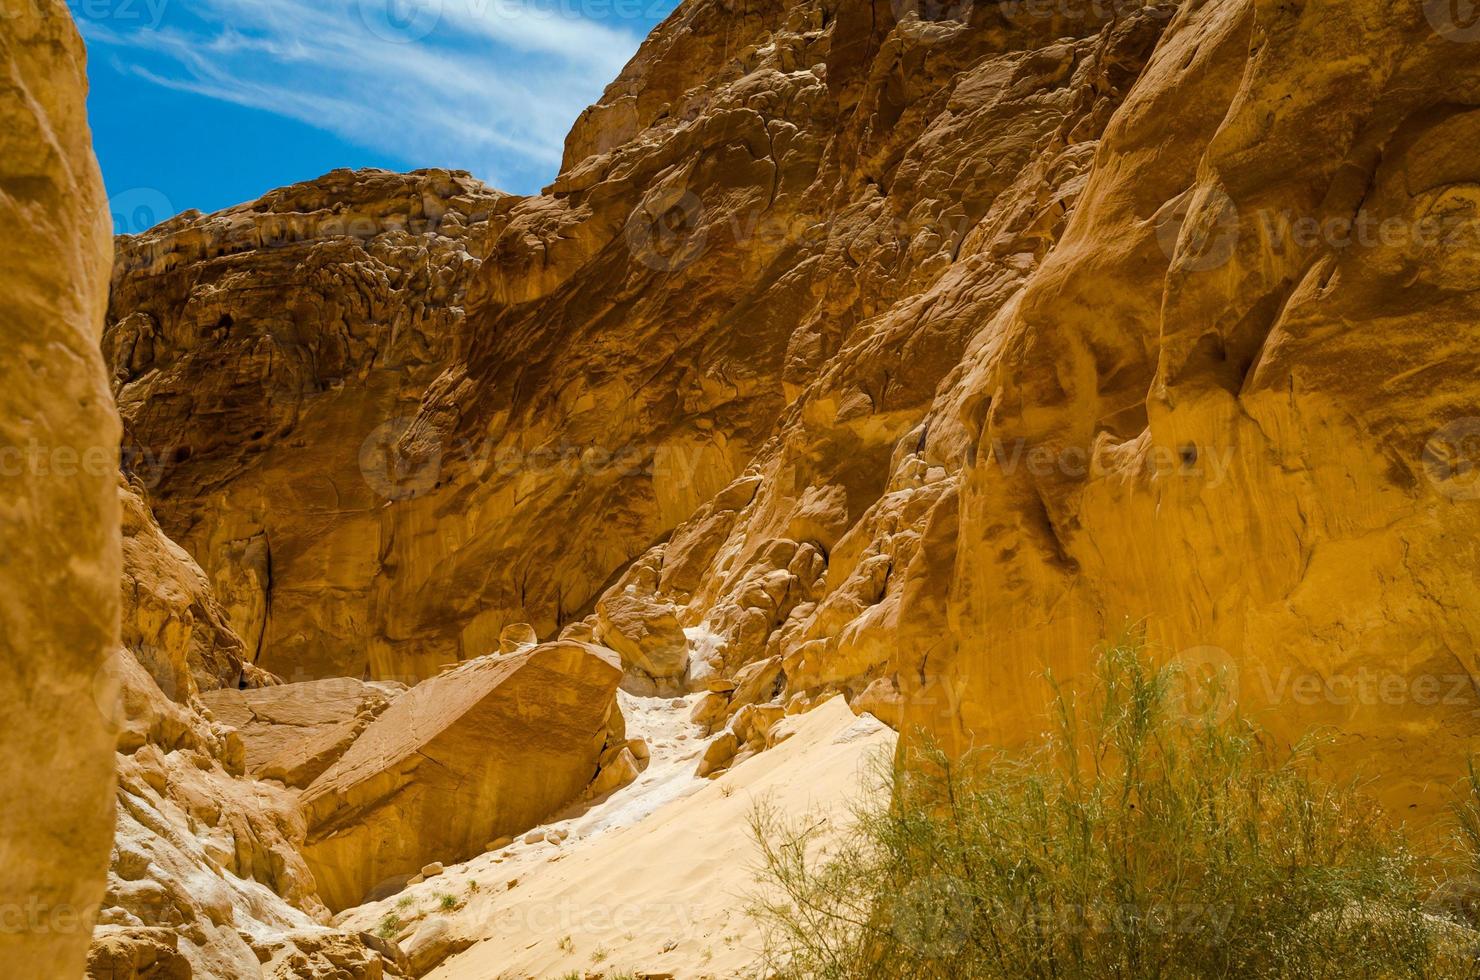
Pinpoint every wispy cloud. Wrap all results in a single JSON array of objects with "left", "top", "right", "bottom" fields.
[{"left": 76, "top": 0, "right": 650, "bottom": 192}]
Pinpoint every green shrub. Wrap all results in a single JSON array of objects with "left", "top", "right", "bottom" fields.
[
  {"left": 751, "top": 637, "right": 1471, "bottom": 979},
  {"left": 374, "top": 912, "right": 402, "bottom": 941}
]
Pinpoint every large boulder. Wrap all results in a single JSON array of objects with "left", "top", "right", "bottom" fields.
[
  {"left": 299, "top": 642, "right": 623, "bottom": 910},
  {"left": 0, "top": 2, "right": 119, "bottom": 976},
  {"left": 201, "top": 677, "right": 400, "bottom": 787},
  {"left": 594, "top": 592, "right": 690, "bottom": 684}
]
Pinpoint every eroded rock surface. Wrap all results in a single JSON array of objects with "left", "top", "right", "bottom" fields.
[
  {"left": 108, "top": 169, "right": 511, "bottom": 679},
  {"left": 1, "top": 3, "right": 119, "bottom": 975},
  {"left": 97, "top": 482, "right": 396, "bottom": 978},
  {"left": 299, "top": 642, "right": 624, "bottom": 911},
  {"left": 106, "top": 0, "right": 1480, "bottom": 873}
]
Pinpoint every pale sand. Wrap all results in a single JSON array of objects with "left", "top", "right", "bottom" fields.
[{"left": 341, "top": 695, "right": 894, "bottom": 979}]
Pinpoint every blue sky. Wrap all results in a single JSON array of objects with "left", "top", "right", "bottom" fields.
[{"left": 71, "top": 0, "right": 676, "bottom": 232}]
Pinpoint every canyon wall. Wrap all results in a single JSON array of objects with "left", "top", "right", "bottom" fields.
[
  {"left": 0, "top": 2, "right": 119, "bottom": 976},
  {"left": 110, "top": 0, "right": 1480, "bottom": 813}
]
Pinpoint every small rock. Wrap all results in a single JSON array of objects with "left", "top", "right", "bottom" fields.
[
  {"left": 485, "top": 836, "right": 514, "bottom": 851},
  {"left": 421, "top": 862, "right": 444, "bottom": 878},
  {"left": 359, "top": 930, "right": 412, "bottom": 975},
  {"left": 403, "top": 916, "right": 473, "bottom": 976},
  {"left": 690, "top": 691, "right": 729, "bottom": 732},
  {"left": 697, "top": 731, "right": 739, "bottom": 778},
  {"left": 523, "top": 830, "right": 545, "bottom": 845}
]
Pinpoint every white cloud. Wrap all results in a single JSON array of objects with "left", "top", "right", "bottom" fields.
[{"left": 78, "top": 0, "right": 647, "bottom": 191}]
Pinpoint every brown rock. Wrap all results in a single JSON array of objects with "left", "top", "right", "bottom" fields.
[
  {"left": 594, "top": 593, "right": 690, "bottom": 683},
  {"left": 852, "top": 677, "right": 905, "bottom": 731},
  {"left": 727, "top": 657, "right": 785, "bottom": 716},
  {"left": 1, "top": 4, "right": 119, "bottom": 976},
  {"left": 401, "top": 918, "right": 472, "bottom": 977},
  {"left": 689, "top": 692, "right": 730, "bottom": 733},
  {"left": 732, "top": 703, "right": 786, "bottom": 749},
  {"left": 497, "top": 622, "right": 539, "bottom": 654},
  {"left": 106, "top": 169, "right": 512, "bottom": 680},
  {"left": 254, "top": 930, "right": 386, "bottom": 979},
  {"left": 357, "top": 931, "right": 410, "bottom": 976},
  {"left": 201, "top": 677, "right": 399, "bottom": 787},
  {"left": 86, "top": 928, "right": 192, "bottom": 980},
  {"left": 696, "top": 732, "right": 739, "bottom": 779},
  {"left": 120, "top": 479, "right": 247, "bottom": 701},
  {"left": 587, "top": 746, "right": 642, "bottom": 799},
  {"left": 299, "top": 642, "right": 622, "bottom": 910}
]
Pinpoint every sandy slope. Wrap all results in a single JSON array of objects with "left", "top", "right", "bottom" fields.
[{"left": 339, "top": 695, "right": 895, "bottom": 979}]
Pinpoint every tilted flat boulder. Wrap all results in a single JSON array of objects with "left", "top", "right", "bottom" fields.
[
  {"left": 299, "top": 642, "right": 622, "bottom": 910},
  {"left": 201, "top": 677, "right": 401, "bottom": 787}
]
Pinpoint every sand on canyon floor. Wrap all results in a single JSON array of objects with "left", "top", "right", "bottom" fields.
[{"left": 337, "top": 693, "right": 895, "bottom": 979}]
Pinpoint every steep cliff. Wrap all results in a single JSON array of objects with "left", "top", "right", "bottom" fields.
[
  {"left": 109, "top": 0, "right": 1480, "bottom": 823},
  {"left": 1, "top": 2, "right": 119, "bottom": 976},
  {"left": 108, "top": 170, "right": 512, "bottom": 678}
]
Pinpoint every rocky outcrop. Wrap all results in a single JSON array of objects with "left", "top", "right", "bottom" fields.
[
  {"left": 107, "top": 169, "right": 512, "bottom": 679},
  {"left": 107, "top": 0, "right": 1480, "bottom": 833},
  {"left": 99, "top": 482, "right": 344, "bottom": 977},
  {"left": 298, "top": 642, "right": 624, "bottom": 911},
  {"left": 594, "top": 592, "right": 692, "bottom": 689},
  {"left": 0, "top": 3, "right": 120, "bottom": 977}
]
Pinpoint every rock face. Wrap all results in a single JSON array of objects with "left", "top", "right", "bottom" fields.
[
  {"left": 0, "top": 3, "right": 119, "bottom": 977},
  {"left": 107, "top": 0, "right": 1480, "bottom": 826},
  {"left": 106, "top": 169, "right": 511, "bottom": 679},
  {"left": 299, "top": 642, "right": 624, "bottom": 911},
  {"left": 100, "top": 482, "right": 344, "bottom": 978}
]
